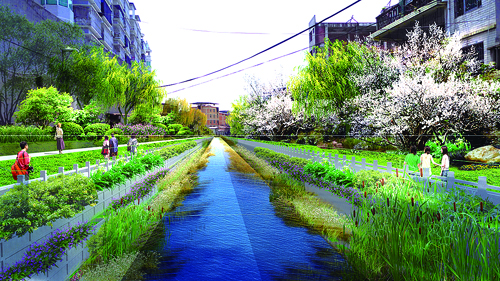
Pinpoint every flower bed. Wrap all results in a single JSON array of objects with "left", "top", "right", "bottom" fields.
[
  {"left": 113, "top": 123, "right": 166, "bottom": 140},
  {"left": 110, "top": 168, "right": 170, "bottom": 210},
  {"left": 254, "top": 147, "right": 361, "bottom": 206},
  {"left": 0, "top": 221, "right": 94, "bottom": 281}
]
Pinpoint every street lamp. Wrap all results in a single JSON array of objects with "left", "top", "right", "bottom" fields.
[{"left": 60, "top": 47, "right": 79, "bottom": 94}]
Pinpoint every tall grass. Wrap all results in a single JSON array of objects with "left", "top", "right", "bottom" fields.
[{"left": 342, "top": 175, "right": 500, "bottom": 280}]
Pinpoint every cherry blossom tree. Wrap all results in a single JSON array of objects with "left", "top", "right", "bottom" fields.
[{"left": 351, "top": 23, "right": 499, "bottom": 149}]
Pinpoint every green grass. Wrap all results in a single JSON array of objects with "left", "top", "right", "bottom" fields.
[
  {"left": 0, "top": 141, "right": 97, "bottom": 156},
  {"left": 231, "top": 138, "right": 500, "bottom": 187},
  {"left": 0, "top": 138, "right": 204, "bottom": 187}
]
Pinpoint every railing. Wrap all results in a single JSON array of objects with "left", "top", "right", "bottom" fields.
[
  {"left": 231, "top": 138, "right": 500, "bottom": 206},
  {"left": 0, "top": 138, "right": 210, "bottom": 280},
  {"left": 376, "top": 0, "right": 442, "bottom": 29}
]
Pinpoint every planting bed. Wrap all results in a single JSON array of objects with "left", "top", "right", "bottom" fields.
[
  {"left": 0, "top": 139, "right": 209, "bottom": 281},
  {"left": 227, "top": 137, "right": 500, "bottom": 280}
]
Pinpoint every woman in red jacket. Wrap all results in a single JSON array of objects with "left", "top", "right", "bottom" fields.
[{"left": 12, "top": 141, "right": 31, "bottom": 180}]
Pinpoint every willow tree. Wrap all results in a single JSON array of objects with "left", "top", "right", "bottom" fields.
[
  {"left": 288, "top": 39, "right": 384, "bottom": 134},
  {"left": 106, "top": 61, "right": 164, "bottom": 124},
  {"left": 226, "top": 95, "right": 248, "bottom": 136}
]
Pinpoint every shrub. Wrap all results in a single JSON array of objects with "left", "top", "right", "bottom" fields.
[
  {"left": 84, "top": 123, "right": 111, "bottom": 138},
  {"left": 157, "top": 141, "right": 197, "bottom": 160},
  {"left": 113, "top": 123, "right": 166, "bottom": 140},
  {"left": 102, "top": 128, "right": 127, "bottom": 144},
  {"left": 0, "top": 125, "right": 53, "bottom": 143},
  {"left": 0, "top": 174, "right": 97, "bottom": 240},
  {"left": 152, "top": 123, "right": 167, "bottom": 130},
  {"left": 176, "top": 127, "right": 193, "bottom": 136},
  {"left": 254, "top": 147, "right": 309, "bottom": 168},
  {"left": 61, "top": 122, "right": 84, "bottom": 141},
  {"left": 166, "top": 124, "right": 183, "bottom": 135}
]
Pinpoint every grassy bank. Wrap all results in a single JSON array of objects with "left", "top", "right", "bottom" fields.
[
  {"left": 230, "top": 138, "right": 500, "bottom": 188},
  {"left": 70, "top": 138, "right": 213, "bottom": 281},
  {"left": 0, "top": 137, "right": 204, "bottom": 186},
  {"left": 221, "top": 137, "right": 352, "bottom": 245}
]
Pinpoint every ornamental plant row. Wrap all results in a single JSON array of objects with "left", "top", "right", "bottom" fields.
[
  {"left": 254, "top": 147, "right": 361, "bottom": 206},
  {"left": 0, "top": 221, "right": 95, "bottom": 281},
  {"left": 110, "top": 168, "right": 170, "bottom": 210}
]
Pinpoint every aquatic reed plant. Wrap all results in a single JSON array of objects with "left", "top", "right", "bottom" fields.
[{"left": 341, "top": 174, "right": 500, "bottom": 281}]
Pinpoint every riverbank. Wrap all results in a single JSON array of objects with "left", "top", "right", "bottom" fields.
[
  {"left": 222, "top": 137, "right": 353, "bottom": 247},
  {"left": 69, "top": 139, "right": 213, "bottom": 280}
]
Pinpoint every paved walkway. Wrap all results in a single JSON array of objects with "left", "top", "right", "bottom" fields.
[{"left": 0, "top": 138, "right": 201, "bottom": 162}]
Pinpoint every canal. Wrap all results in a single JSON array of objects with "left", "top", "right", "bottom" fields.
[{"left": 145, "top": 138, "right": 345, "bottom": 280}]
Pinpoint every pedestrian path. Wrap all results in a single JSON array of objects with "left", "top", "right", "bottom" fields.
[{"left": 0, "top": 138, "right": 198, "bottom": 162}]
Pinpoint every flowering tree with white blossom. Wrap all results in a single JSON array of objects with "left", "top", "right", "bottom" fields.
[{"left": 351, "top": 23, "right": 500, "bottom": 149}]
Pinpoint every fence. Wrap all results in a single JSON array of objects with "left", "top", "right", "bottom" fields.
[
  {"left": 0, "top": 138, "right": 210, "bottom": 280},
  {"left": 231, "top": 138, "right": 500, "bottom": 206}
]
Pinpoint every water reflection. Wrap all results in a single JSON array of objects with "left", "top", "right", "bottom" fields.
[{"left": 144, "top": 138, "right": 345, "bottom": 280}]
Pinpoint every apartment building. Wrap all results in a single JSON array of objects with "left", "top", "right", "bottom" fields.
[
  {"left": 4, "top": 0, "right": 152, "bottom": 68},
  {"left": 191, "top": 102, "right": 231, "bottom": 135},
  {"left": 370, "top": 0, "right": 500, "bottom": 67},
  {"left": 308, "top": 15, "right": 376, "bottom": 54}
]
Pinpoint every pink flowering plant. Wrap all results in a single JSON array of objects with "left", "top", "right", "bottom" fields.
[
  {"left": 113, "top": 123, "right": 166, "bottom": 139},
  {"left": 0, "top": 221, "right": 94, "bottom": 281}
]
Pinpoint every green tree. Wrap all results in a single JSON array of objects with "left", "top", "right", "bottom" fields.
[
  {"left": 14, "top": 86, "right": 73, "bottom": 128},
  {"left": 106, "top": 61, "right": 165, "bottom": 124},
  {"left": 288, "top": 39, "right": 381, "bottom": 134},
  {"left": 49, "top": 45, "right": 112, "bottom": 110},
  {"left": 226, "top": 95, "right": 248, "bottom": 136},
  {"left": 0, "top": 6, "right": 83, "bottom": 125}
]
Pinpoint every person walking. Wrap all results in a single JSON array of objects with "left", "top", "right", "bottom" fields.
[
  {"left": 55, "top": 123, "right": 65, "bottom": 154},
  {"left": 11, "top": 141, "right": 31, "bottom": 180},
  {"left": 418, "top": 146, "right": 439, "bottom": 176},
  {"left": 109, "top": 133, "right": 118, "bottom": 158},
  {"left": 102, "top": 136, "right": 110, "bottom": 160},
  {"left": 440, "top": 146, "right": 450, "bottom": 178},
  {"left": 404, "top": 145, "right": 420, "bottom": 173},
  {"left": 127, "top": 134, "right": 138, "bottom": 158}
]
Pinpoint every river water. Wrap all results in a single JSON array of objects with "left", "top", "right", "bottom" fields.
[{"left": 145, "top": 138, "right": 345, "bottom": 280}]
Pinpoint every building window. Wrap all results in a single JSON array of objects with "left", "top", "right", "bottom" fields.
[
  {"left": 455, "top": 0, "right": 482, "bottom": 18},
  {"left": 59, "top": 0, "right": 68, "bottom": 7},
  {"left": 462, "top": 42, "right": 484, "bottom": 63},
  {"left": 44, "top": 0, "right": 57, "bottom": 4},
  {"left": 492, "top": 47, "right": 500, "bottom": 70}
]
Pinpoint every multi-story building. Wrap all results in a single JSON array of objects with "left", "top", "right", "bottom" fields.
[
  {"left": 190, "top": 102, "right": 231, "bottom": 135},
  {"left": 218, "top": 110, "right": 230, "bottom": 135},
  {"left": 308, "top": 15, "right": 377, "bottom": 54},
  {"left": 6, "top": 0, "right": 152, "bottom": 68},
  {"left": 370, "top": 0, "right": 499, "bottom": 67}
]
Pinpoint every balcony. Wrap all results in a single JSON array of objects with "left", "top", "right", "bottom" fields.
[
  {"left": 371, "top": 0, "right": 446, "bottom": 42},
  {"left": 377, "top": 0, "right": 443, "bottom": 29}
]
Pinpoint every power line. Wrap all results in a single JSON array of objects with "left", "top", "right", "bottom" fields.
[
  {"left": 159, "top": 0, "right": 363, "bottom": 88},
  {"left": 167, "top": 46, "right": 309, "bottom": 95},
  {"left": 177, "top": 27, "right": 303, "bottom": 35}
]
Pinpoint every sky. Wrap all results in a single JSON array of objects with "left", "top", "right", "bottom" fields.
[{"left": 131, "top": 0, "right": 391, "bottom": 111}]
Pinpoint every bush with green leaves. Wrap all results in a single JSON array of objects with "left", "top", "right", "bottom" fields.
[
  {"left": 0, "top": 125, "right": 53, "bottom": 143},
  {"left": 0, "top": 174, "right": 97, "bottom": 240},
  {"left": 157, "top": 141, "right": 197, "bottom": 160},
  {"left": 59, "top": 122, "right": 85, "bottom": 141},
  {"left": 14, "top": 87, "right": 74, "bottom": 128},
  {"left": 166, "top": 124, "right": 183, "bottom": 135},
  {"left": 152, "top": 123, "right": 167, "bottom": 130},
  {"left": 102, "top": 128, "right": 128, "bottom": 144},
  {"left": 254, "top": 147, "right": 310, "bottom": 168},
  {"left": 177, "top": 127, "right": 193, "bottom": 136},
  {"left": 84, "top": 123, "right": 110, "bottom": 139},
  {"left": 91, "top": 165, "right": 127, "bottom": 191}
]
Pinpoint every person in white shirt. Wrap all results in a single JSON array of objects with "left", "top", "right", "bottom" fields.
[
  {"left": 418, "top": 146, "right": 439, "bottom": 176},
  {"left": 440, "top": 146, "right": 450, "bottom": 178}
]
